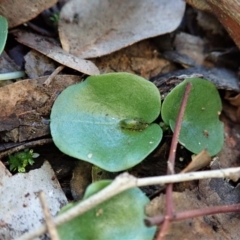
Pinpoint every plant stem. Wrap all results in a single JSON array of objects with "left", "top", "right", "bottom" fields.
[
  {"left": 0, "top": 71, "right": 25, "bottom": 80},
  {"left": 167, "top": 82, "right": 192, "bottom": 172},
  {"left": 158, "top": 83, "right": 192, "bottom": 240}
]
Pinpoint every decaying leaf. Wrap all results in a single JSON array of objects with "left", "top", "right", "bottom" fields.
[
  {"left": 15, "top": 31, "right": 100, "bottom": 75},
  {"left": 146, "top": 189, "right": 240, "bottom": 239},
  {"left": 0, "top": 75, "right": 82, "bottom": 142},
  {"left": 93, "top": 39, "right": 171, "bottom": 80},
  {"left": 186, "top": 0, "right": 240, "bottom": 50},
  {"left": 58, "top": 0, "right": 186, "bottom": 58},
  {"left": 0, "top": 161, "right": 68, "bottom": 239},
  {"left": 181, "top": 149, "right": 211, "bottom": 173},
  {"left": 0, "top": 0, "right": 57, "bottom": 28},
  {"left": 24, "top": 50, "right": 58, "bottom": 79}
]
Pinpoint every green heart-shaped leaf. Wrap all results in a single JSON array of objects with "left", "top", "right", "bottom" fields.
[
  {"left": 50, "top": 72, "right": 162, "bottom": 171},
  {"left": 161, "top": 78, "right": 224, "bottom": 156},
  {"left": 57, "top": 180, "right": 156, "bottom": 240}
]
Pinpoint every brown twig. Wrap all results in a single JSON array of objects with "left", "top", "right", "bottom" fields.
[
  {"left": 44, "top": 65, "right": 65, "bottom": 86},
  {"left": 145, "top": 203, "right": 240, "bottom": 226},
  {"left": 157, "top": 83, "right": 192, "bottom": 239},
  {"left": 0, "top": 138, "right": 53, "bottom": 160},
  {"left": 39, "top": 191, "right": 60, "bottom": 240},
  {"left": 26, "top": 22, "right": 57, "bottom": 37}
]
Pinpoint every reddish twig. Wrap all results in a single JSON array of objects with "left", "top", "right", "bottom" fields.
[
  {"left": 167, "top": 82, "right": 192, "bottom": 172},
  {"left": 157, "top": 83, "right": 192, "bottom": 240},
  {"left": 145, "top": 203, "right": 240, "bottom": 226}
]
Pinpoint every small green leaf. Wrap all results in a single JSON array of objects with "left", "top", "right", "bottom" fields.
[
  {"left": 0, "top": 15, "right": 8, "bottom": 55},
  {"left": 161, "top": 78, "right": 224, "bottom": 156},
  {"left": 8, "top": 149, "right": 39, "bottom": 173},
  {"left": 57, "top": 180, "right": 156, "bottom": 240},
  {"left": 50, "top": 72, "right": 162, "bottom": 172}
]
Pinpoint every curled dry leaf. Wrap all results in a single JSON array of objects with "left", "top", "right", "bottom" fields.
[
  {"left": 225, "top": 92, "right": 240, "bottom": 106},
  {"left": 173, "top": 32, "right": 205, "bottom": 66},
  {"left": 58, "top": 0, "right": 186, "bottom": 58},
  {"left": 181, "top": 149, "right": 211, "bottom": 173},
  {"left": 186, "top": 0, "right": 240, "bottom": 50},
  {"left": 0, "top": 0, "right": 57, "bottom": 28},
  {"left": 16, "top": 31, "right": 100, "bottom": 75},
  {"left": 223, "top": 92, "right": 240, "bottom": 123}
]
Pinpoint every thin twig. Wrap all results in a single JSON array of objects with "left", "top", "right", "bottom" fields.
[
  {"left": 0, "top": 138, "right": 53, "bottom": 160},
  {"left": 167, "top": 83, "right": 192, "bottom": 172},
  {"left": 145, "top": 203, "right": 240, "bottom": 226},
  {"left": 39, "top": 191, "right": 60, "bottom": 240},
  {"left": 158, "top": 83, "right": 192, "bottom": 239},
  {"left": 16, "top": 168, "right": 240, "bottom": 240},
  {"left": 26, "top": 22, "right": 57, "bottom": 37},
  {"left": 44, "top": 65, "right": 65, "bottom": 86}
]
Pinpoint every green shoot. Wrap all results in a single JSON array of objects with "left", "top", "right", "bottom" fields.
[{"left": 8, "top": 149, "right": 39, "bottom": 173}]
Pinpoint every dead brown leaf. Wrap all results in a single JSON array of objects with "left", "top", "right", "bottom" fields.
[
  {"left": 147, "top": 190, "right": 230, "bottom": 239},
  {"left": 15, "top": 31, "right": 100, "bottom": 75},
  {"left": 181, "top": 149, "right": 211, "bottom": 173},
  {"left": 58, "top": 0, "right": 186, "bottom": 58},
  {"left": 93, "top": 39, "right": 172, "bottom": 79},
  {"left": 0, "top": 75, "right": 82, "bottom": 142},
  {"left": 186, "top": 0, "right": 240, "bottom": 50},
  {"left": 173, "top": 32, "right": 205, "bottom": 66},
  {"left": 24, "top": 50, "right": 58, "bottom": 79},
  {"left": 223, "top": 92, "right": 240, "bottom": 123},
  {"left": 0, "top": 0, "right": 57, "bottom": 28},
  {"left": 225, "top": 92, "right": 240, "bottom": 106},
  {"left": 216, "top": 114, "right": 240, "bottom": 168}
]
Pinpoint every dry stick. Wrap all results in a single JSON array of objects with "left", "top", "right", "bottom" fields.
[
  {"left": 145, "top": 203, "right": 240, "bottom": 226},
  {"left": 0, "top": 138, "right": 53, "bottom": 160},
  {"left": 158, "top": 83, "right": 192, "bottom": 240},
  {"left": 39, "top": 191, "right": 60, "bottom": 240},
  {"left": 16, "top": 168, "right": 240, "bottom": 240},
  {"left": 26, "top": 22, "right": 56, "bottom": 37},
  {"left": 44, "top": 65, "right": 65, "bottom": 86}
]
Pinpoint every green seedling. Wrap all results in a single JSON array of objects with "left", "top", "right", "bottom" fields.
[
  {"left": 8, "top": 149, "right": 39, "bottom": 173},
  {"left": 50, "top": 73, "right": 224, "bottom": 172},
  {"left": 50, "top": 12, "right": 60, "bottom": 28},
  {"left": 161, "top": 78, "right": 224, "bottom": 156},
  {"left": 51, "top": 73, "right": 224, "bottom": 240},
  {"left": 51, "top": 72, "right": 162, "bottom": 172}
]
